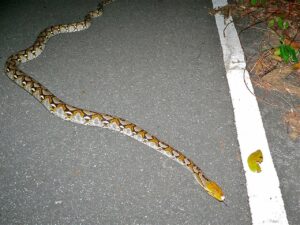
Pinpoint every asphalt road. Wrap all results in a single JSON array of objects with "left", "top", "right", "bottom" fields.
[{"left": 0, "top": 0, "right": 298, "bottom": 224}]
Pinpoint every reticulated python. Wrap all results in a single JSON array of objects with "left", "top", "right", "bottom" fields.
[{"left": 4, "top": 0, "right": 225, "bottom": 202}]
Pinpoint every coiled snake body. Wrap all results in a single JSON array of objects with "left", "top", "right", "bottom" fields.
[{"left": 4, "top": 0, "right": 225, "bottom": 202}]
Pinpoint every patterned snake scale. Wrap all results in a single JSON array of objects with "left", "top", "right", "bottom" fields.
[{"left": 4, "top": 0, "right": 225, "bottom": 202}]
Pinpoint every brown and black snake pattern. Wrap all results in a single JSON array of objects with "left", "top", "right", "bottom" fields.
[{"left": 4, "top": 0, "right": 225, "bottom": 202}]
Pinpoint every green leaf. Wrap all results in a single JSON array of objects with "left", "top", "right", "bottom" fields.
[
  {"left": 287, "top": 46, "right": 299, "bottom": 62},
  {"left": 283, "top": 21, "right": 289, "bottom": 29},
  {"left": 277, "top": 17, "right": 284, "bottom": 29},
  {"left": 251, "top": 0, "right": 257, "bottom": 5},
  {"left": 279, "top": 44, "right": 299, "bottom": 63},
  {"left": 280, "top": 45, "right": 289, "bottom": 62},
  {"left": 268, "top": 19, "right": 274, "bottom": 28},
  {"left": 274, "top": 48, "right": 281, "bottom": 56}
]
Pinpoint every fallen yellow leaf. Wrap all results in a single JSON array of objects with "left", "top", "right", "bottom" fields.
[{"left": 247, "top": 150, "right": 263, "bottom": 173}]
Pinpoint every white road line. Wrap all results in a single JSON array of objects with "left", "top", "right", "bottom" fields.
[{"left": 211, "top": 0, "right": 289, "bottom": 224}]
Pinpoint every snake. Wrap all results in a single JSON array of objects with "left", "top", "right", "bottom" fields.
[{"left": 4, "top": 0, "right": 225, "bottom": 202}]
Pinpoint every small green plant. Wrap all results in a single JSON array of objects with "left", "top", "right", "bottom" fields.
[
  {"left": 250, "top": 0, "right": 266, "bottom": 5},
  {"left": 268, "top": 16, "right": 298, "bottom": 63},
  {"left": 268, "top": 16, "right": 289, "bottom": 30},
  {"left": 275, "top": 41, "right": 299, "bottom": 63}
]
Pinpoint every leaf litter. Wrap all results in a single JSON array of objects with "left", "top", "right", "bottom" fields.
[{"left": 210, "top": 0, "right": 300, "bottom": 140}]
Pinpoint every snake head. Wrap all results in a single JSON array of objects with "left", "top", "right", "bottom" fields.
[
  {"left": 204, "top": 181, "right": 225, "bottom": 202},
  {"left": 193, "top": 173, "right": 225, "bottom": 202}
]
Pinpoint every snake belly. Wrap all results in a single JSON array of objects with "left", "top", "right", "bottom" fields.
[{"left": 4, "top": 0, "right": 225, "bottom": 202}]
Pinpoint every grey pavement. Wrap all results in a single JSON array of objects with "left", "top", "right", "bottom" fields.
[{"left": 0, "top": 0, "right": 297, "bottom": 225}]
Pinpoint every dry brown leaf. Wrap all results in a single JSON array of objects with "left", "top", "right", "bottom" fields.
[
  {"left": 293, "top": 62, "right": 300, "bottom": 70},
  {"left": 284, "top": 38, "right": 300, "bottom": 50},
  {"left": 283, "top": 107, "right": 300, "bottom": 141},
  {"left": 261, "top": 66, "right": 300, "bottom": 98}
]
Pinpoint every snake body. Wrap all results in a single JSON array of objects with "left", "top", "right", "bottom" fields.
[{"left": 4, "top": 0, "right": 224, "bottom": 202}]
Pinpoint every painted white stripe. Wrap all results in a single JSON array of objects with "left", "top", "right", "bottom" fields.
[{"left": 211, "top": 0, "right": 289, "bottom": 224}]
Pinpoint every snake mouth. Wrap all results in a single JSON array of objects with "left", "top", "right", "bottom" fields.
[
  {"left": 207, "top": 190, "right": 225, "bottom": 202},
  {"left": 219, "top": 195, "right": 225, "bottom": 202}
]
